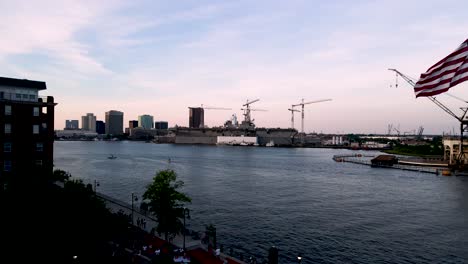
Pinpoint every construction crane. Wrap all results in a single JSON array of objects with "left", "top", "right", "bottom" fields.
[
  {"left": 292, "top": 98, "right": 332, "bottom": 133},
  {"left": 417, "top": 126, "right": 424, "bottom": 139},
  {"left": 288, "top": 106, "right": 301, "bottom": 129},
  {"left": 189, "top": 105, "right": 232, "bottom": 128},
  {"left": 200, "top": 104, "right": 232, "bottom": 110},
  {"left": 388, "top": 68, "right": 468, "bottom": 164},
  {"left": 387, "top": 124, "right": 393, "bottom": 135},
  {"left": 242, "top": 99, "right": 260, "bottom": 125},
  {"left": 241, "top": 108, "right": 267, "bottom": 112},
  {"left": 388, "top": 69, "right": 467, "bottom": 122}
]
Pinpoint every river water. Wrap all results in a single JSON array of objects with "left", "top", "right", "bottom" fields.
[{"left": 54, "top": 141, "right": 468, "bottom": 263}]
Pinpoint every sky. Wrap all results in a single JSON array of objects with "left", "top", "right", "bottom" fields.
[{"left": 1, "top": 0, "right": 468, "bottom": 134}]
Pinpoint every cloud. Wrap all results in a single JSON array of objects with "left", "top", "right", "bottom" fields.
[
  {"left": 0, "top": 0, "right": 122, "bottom": 75},
  {"left": 1, "top": 0, "right": 468, "bottom": 133}
]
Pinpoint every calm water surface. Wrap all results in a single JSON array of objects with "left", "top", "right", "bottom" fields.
[{"left": 54, "top": 141, "right": 468, "bottom": 263}]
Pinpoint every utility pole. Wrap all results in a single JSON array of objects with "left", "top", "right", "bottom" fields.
[
  {"left": 131, "top": 193, "right": 138, "bottom": 226},
  {"left": 94, "top": 180, "right": 99, "bottom": 194},
  {"left": 182, "top": 207, "right": 190, "bottom": 250}
]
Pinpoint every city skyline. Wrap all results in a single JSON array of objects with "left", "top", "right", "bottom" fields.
[{"left": 1, "top": 1, "right": 468, "bottom": 134}]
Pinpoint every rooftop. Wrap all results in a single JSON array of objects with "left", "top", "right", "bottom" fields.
[{"left": 0, "top": 76, "right": 46, "bottom": 90}]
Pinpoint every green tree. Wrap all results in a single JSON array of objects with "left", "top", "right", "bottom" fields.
[{"left": 143, "top": 169, "right": 191, "bottom": 241}]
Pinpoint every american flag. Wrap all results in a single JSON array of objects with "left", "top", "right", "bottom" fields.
[{"left": 414, "top": 39, "right": 468, "bottom": 97}]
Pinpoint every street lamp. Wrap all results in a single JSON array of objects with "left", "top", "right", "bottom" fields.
[
  {"left": 131, "top": 193, "right": 138, "bottom": 225},
  {"left": 182, "top": 207, "right": 190, "bottom": 250},
  {"left": 94, "top": 180, "right": 100, "bottom": 194},
  {"left": 297, "top": 255, "right": 302, "bottom": 264}
]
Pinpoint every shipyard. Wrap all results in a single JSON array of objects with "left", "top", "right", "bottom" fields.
[
  {"left": 55, "top": 93, "right": 468, "bottom": 175},
  {"left": 2, "top": 1, "right": 468, "bottom": 263}
]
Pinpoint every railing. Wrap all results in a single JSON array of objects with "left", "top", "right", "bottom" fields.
[{"left": 96, "top": 191, "right": 157, "bottom": 221}]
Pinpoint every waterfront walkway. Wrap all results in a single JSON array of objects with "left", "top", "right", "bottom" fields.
[{"left": 97, "top": 191, "right": 246, "bottom": 264}]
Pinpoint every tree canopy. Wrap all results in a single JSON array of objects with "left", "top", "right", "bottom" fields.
[
  {"left": 143, "top": 169, "right": 191, "bottom": 241},
  {"left": 0, "top": 169, "right": 129, "bottom": 263}
]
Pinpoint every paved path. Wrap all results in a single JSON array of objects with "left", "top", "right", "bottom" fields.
[
  {"left": 98, "top": 191, "right": 201, "bottom": 249},
  {"left": 56, "top": 182, "right": 245, "bottom": 263}
]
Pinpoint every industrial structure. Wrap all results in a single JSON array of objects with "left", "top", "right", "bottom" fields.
[
  {"left": 389, "top": 68, "right": 468, "bottom": 167},
  {"left": 239, "top": 99, "right": 268, "bottom": 129},
  {"left": 291, "top": 98, "right": 332, "bottom": 133}
]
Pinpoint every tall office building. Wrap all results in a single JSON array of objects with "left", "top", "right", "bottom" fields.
[
  {"left": 96, "top": 120, "right": 105, "bottom": 134},
  {"left": 65, "top": 120, "right": 79, "bottom": 130},
  {"left": 105, "top": 110, "right": 124, "bottom": 135},
  {"left": 81, "top": 113, "right": 96, "bottom": 132},
  {"left": 0, "top": 76, "right": 56, "bottom": 177},
  {"left": 189, "top": 107, "right": 204, "bottom": 128},
  {"left": 138, "top": 115, "right": 154, "bottom": 129},
  {"left": 129, "top": 120, "right": 138, "bottom": 129},
  {"left": 155, "top": 121, "right": 169, "bottom": 130}
]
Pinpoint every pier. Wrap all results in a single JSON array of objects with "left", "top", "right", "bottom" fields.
[{"left": 333, "top": 154, "right": 440, "bottom": 174}]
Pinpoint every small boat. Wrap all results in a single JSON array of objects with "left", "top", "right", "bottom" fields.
[
  {"left": 108, "top": 154, "right": 117, "bottom": 159},
  {"left": 441, "top": 169, "right": 451, "bottom": 176}
]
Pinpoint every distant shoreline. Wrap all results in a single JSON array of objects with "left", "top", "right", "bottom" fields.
[{"left": 55, "top": 139, "right": 392, "bottom": 151}]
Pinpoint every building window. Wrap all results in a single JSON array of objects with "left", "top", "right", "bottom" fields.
[
  {"left": 4, "top": 160, "right": 11, "bottom": 171},
  {"left": 5, "top": 105, "right": 11, "bottom": 115},
  {"left": 15, "top": 94, "right": 21, "bottom": 99},
  {"left": 35, "top": 160, "right": 42, "bottom": 166},
  {"left": 0, "top": 91, "right": 4, "bottom": 99},
  {"left": 4, "top": 143, "right": 12, "bottom": 152},
  {"left": 42, "top": 123, "right": 47, "bottom": 130},
  {"left": 22, "top": 94, "right": 28, "bottom": 99},
  {"left": 33, "top": 107, "right": 39, "bottom": 116},
  {"left": 29, "top": 94, "right": 36, "bottom": 100},
  {"left": 36, "top": 143, "right": 43, "bottom": 152},
  {"left": 42, "top": 107, "right": 47, "bottom": 114},
  {"left": 33, "top": 125, "right": 39, "bottom": 134},
  {"left": 5, "top": 124, "right": 11, "bottom": 134}
]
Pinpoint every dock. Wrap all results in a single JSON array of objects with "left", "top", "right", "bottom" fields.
[{"left": 333, "top": 154, "right": 440, "bottom": 174}]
